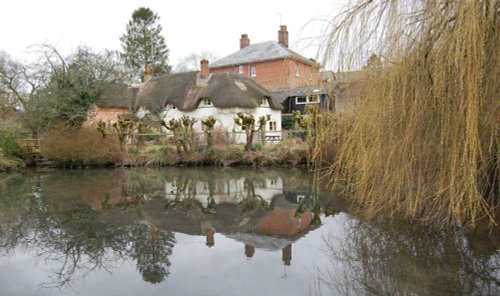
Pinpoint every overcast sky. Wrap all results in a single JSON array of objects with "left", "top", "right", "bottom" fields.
[{"left": 0, "top": 0, "right": 345, "bottom": 68}]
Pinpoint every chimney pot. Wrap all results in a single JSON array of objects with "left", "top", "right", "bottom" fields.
[
  {"left": 278, "top": 25, "right": 289, "bottom": 48},
  {"left": 200, "top": 59, "right": 209, "bottom": 79},
  {"left": 240, "top": 34, "right": 250, "bottom": 49}
]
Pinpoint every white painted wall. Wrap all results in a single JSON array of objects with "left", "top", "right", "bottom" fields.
[
  {"left": 137, "top": 101, "right": 282, "bottom": 144},
  {"left": 163, "top": 177, "right": 283, "bottom": 208}
]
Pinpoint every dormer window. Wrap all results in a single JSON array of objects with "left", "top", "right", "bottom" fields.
[
  {"left": 239, "top": 65, "right": 244, "bottom": 74},
  {"left": 203, "top": 99, "right": 212, "bottom": 106}
]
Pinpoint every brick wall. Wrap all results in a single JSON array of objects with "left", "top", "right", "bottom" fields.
[
  {"left": 210, "top": 58, "right": 319, "bottom": 91},
  {"left": 84, "top": 106, "right": 130, "bottom": 127},
  {"left": 256, "top": 208, "right": 313, "bottom": 237}
]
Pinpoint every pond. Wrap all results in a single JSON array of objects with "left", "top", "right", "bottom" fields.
[{"left": 0, "top": 168, "right": 498, "bottom": 296}]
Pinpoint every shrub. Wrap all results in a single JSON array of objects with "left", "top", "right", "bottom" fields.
[
  {"left": 0, "top": 128, "right": 23, "bottom": 158},
  {"left": 281, "top": 114, "right": 296, "bottom": 130},
  {"left": 40, "top": 126, "right": 124, "bottom": 166}
]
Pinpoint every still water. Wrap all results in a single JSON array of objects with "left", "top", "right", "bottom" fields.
[{"left": 0, "top": 168, "right": 498, "bottom": 296}]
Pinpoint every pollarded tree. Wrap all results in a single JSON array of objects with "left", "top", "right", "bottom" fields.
[
  {"left": 120, "top": 7, "right": 171, "bottom": 81},
  {"left": 201, "top": 116, "right": 216, "bottom": 148},
  {"left": 234, "top": 113, "right": 270, "bottom": 151}
]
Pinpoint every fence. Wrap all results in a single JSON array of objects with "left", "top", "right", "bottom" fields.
[
  {"left": 134, "top": 130, "right": 306, "bottom": 147},
  {"left": 17, "top": 138, "right": 40, "bottom": 153}
]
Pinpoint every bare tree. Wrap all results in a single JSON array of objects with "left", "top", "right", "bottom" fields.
[
  {"left": 0, "top": 50, "right": 47, "bottom": 111},
  {"left": 174, "top": 51, "right": 219, "bottom": 73}
]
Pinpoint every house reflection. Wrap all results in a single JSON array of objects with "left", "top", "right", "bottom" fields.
[
  {"left": 26, "top": 168, "right": 322, "bottom": 280},
  {"left": 158, "top": 172, "right": 317, "bottom": 268},
  {"left": 223, "top": 195, "right": 318, "bottom": 266},
  {"left": 163, "top": 176, "right": 283, "bottom": 207}
]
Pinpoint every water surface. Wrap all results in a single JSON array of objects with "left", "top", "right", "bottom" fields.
[{"left": 0, "top": 168, "right": 498, "bottom": 295}]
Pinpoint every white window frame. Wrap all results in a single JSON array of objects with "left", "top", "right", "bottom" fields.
[
  {"left": 269, "top": 121, "right": 277, "bottom": 131},
  {"left": 239, "top": 65, "right": 244, "bottom": 74},
  {"left": 250, "top": 66, "right": 256, "bottom": 77},
  {"left": 295, "top": 95, "right": 320, "bottom": 105},
  {"left": 260, "top": 98, "right": 269, "bottom": 106},
  {"left": 295, "top": 63, "right": 300, "bottom": 77},
  {"left": 203, "top": 98, "right": 212, "bottom": 106}
]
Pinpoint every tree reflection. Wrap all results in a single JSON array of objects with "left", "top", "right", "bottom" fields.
[
  {"left": 239, "top": 176, "right": 271, "bottom": 215},
  {"left": 317, "top": 218, "right": 500, "bottom": 296},
  {"left": 0, "top": 183, "right": 176, "bottom": 288},
  {"left": 130, "top": 223, "right": 174, "bottom": 284},
  {"left": 0, "top": 167, "right": 319, "bottom": 290}
]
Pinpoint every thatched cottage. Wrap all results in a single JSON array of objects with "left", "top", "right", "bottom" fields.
[
  {"left": 84, "top": 83, "right": 139, "bottom": 127},
  {"left": 135, "top": 60, "right": 282, "bottom": 143}
]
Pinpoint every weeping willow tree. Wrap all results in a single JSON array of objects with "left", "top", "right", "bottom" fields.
[{"left": 316, "top": 0, "right": 499, "bottom": 226}]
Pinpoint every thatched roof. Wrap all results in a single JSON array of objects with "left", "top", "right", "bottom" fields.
[
  {"left": 210, "top": 41, "right": 314, "bottom": 68},
  {"left": 135, "top": 72, "right": 283, "bottom": 113},
  {"left": 96, "top": 83, "right": 139, "bottom": 109}
]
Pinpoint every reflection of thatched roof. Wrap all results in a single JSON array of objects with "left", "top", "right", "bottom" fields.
[
  {"left": 224, "top": 233, "right": 293, "bottom": 250},
  {"left": 135, "top": 72, "right": 282, "bottom": 113},
  {"left": 99, "top": 201, "right": 266, "bottom": 236},
  {"left": 96, "top": 84, "right": 139, "bottom": 108}
]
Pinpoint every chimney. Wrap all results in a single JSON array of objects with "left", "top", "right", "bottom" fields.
[
  {"left": 240, "top": 34, "right": 250, "bottom": 49},
  {"left": 278, "top": 25, "right": 289, "bottom": 48},
  {"left": 200, "top": 59, "right": 209, "bottom": 79},
  {"left": 282, "top": 244, "right": 292, "bottom": 266},
  {"left": 205, "top": 228, "right": 215, "bottom": 247},
  {"left": 143, "top": 64, "right": 152, "bottom": 82},
  {"left": 245, "top": 245, "right": 255, "bottom": 258}
]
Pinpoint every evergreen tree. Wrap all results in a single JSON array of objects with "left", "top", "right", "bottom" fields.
[{"left": 120, "top": 7, "right": 171, "bottom": 81}]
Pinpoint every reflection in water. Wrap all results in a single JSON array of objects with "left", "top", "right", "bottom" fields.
[
  {"left": 0, "top": 168, "right": 320, "bottom": 291},
  {"left": 0, "top": 168, "right": 498, "bottom": 295},
  {"left": 317, "top": 217, "right": 500, "bottom": 296}
]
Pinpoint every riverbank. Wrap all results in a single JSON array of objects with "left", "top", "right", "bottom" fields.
[
  {"left": 1, "top": 142, "right": 308, "bottom": 170},
  {"left": 119, "top": 144, "right": 308, "bottom": 168},
  {"left": 0, "top": 154, "right": 25, "bottom": 172}
]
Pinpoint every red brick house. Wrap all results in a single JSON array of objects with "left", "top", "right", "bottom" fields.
[{"left": 210, "top": 26, "right": 333, "bottom": 114}]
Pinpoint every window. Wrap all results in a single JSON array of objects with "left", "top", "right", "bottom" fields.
[
  {"left": 295, "top": 63, "right": 300, "bottom": 77},
  {"left": 239, "top": 65, "right": 244, "bottom": 74},
  {"left": 203, "top": 99, "right": 212, "bottom": 106},
  {"left": 250, "top": 66, "right": 256, "bottom": 77},
  {"left": 261, "top": 98, "right": 269, "bottom": 106},
  {"left": 308, "top": 95, "right": 320, "bottom": 103},
  {"left": 309, "top": 67, "right": 313, "bottom": 80},
  {"left": 296, "top": 97, "right": 307, "bottom": 104},
  {"left": 295, "top": 96, "right": 319, "bottom": 104},
  {"left": 269, "top": 121, "right": 277, "bottom": 131}
]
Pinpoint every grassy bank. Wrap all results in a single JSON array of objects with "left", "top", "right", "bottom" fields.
[
  {"left": 0, "top": 154, "right": 25, "bottom": 172},
  {"left": 37, "top": 127, "right": 307, "bottom": 168}
]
